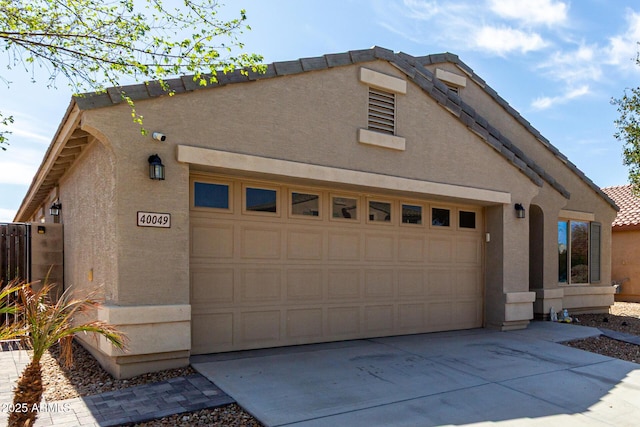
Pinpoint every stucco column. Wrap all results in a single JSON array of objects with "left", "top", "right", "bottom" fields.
[{"left": 485, "top": 203, "right": 535, "bottom": 330}]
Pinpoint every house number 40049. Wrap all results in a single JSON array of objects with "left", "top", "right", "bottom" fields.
[{"left": 137, "top": 212, "right": 171, "bottom": 228}]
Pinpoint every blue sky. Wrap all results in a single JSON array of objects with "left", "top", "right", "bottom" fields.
[{"left": 2, "top": 0, "right": 640, "bottom": 222}]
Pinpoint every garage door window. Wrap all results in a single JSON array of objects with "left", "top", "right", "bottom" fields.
[
  {"left": 459, "top": 211, "right": 476, "bottom": 229},
  {"left": 432, "top": 208, "right": 450, "bottom": 227},
  {"left": 369, "top": 201, "right": 391, "bottom": 223},
  {"left": 194, "top": 182, "right": 229, "bottom": 209},
  {"left": 292, "top": 192, "right": 320, "bottom": 217},
  {"left": 245, "top": 187, "right": 278, "bottom": 213},
  {"left": 332, "top": 196, "right": 358, "bottom": 220},
  {"left": 402, "top": 204, "right": 422, "bottom": 224}
]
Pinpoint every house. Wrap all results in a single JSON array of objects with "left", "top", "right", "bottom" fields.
[
  {"left": 602, "top": 184, "right": 640, "bottom": 301},
  {"left": 14, "top": 47, "right": 618, "bottom": 378}
]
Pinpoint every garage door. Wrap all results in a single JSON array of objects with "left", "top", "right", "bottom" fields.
[{"left": 190, "top": 174, "right": 483, "bottom": 354}]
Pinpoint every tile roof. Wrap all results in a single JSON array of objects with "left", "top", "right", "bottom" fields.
[
  {"left": 602, "top": 185, "right": 640, "bottom": 229},
  {"left": 17, "top": 46, "right": 617, "bottom": 221}
]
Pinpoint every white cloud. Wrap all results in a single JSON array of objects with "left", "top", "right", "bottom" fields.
[
  {"left": 475, "top": 26, "right": 548, "bottom": 54},
  {"left": 531, "top": 85, "right": 590, "bottom": 110},
  {"left": 489, "top": 0, "right": 568, "bottom": 26},
  {"left": 401, "top": 0, "right": 441, "bottom": 21},
  {"left": 607, "top": 9, "right": 640, "bottom": 71},
  {"left": 0, "top": 208, "right": 17, "bottom": 223},
  {"left": 538, "top": 44, "right": 603, "bottom": 83}
]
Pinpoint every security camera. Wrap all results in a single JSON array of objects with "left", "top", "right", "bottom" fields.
[{"left": 152, "top": 132, "right": 166, "bottom": 142}]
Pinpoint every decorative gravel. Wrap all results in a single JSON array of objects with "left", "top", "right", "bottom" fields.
[
  {"left": 30, "top": 302, "right": 640, "bottom": 426},
  {"left": 564, "top": 302, "right": 640, "bottom": 363}
]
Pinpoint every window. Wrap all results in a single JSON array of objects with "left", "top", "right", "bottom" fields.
[
  {"left": 402, "top": 204, "right": 422, "bottom": 224},
  {"left": 558, "top": 220, "right": 600, "bottom": 284},
  {"left": 432, "top": 208, "right": 450, "bottom": 227},
  {"left": 194, "top": 182, "right": 229, "bottom": 209},
  {"left": 369, "top": 201, "right": 391, "bottom": 222},
  {"left": 291, "top": 192, "right": 319, "bottom": 217},
  {"left": 459, "top": 211, "right": 476, "bottom": 229},
  {"left": 368, "top": 88, "right": 395, "bottom": 135},
  {"left": 246, "top": 187, "right": 277, "bottom": 213},
  {"left": 332, "top": 196, "right": 358, "bottom": 220}
]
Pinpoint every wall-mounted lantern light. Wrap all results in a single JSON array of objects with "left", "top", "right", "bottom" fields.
[
  {"left": 49, "top": 202, "right": 62, "bottom": 216},
  {"left": 514, "top": 203, "right": 525, "bottom": 219},
  {"left": 148, "top": 154, "right": 165, "bottom": 180}
]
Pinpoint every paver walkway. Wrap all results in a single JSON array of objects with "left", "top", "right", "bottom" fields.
[{"left": 0, "top": 347, "right": 233, "bottom": 426}]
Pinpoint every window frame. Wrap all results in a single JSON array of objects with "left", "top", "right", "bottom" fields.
[
  {"left": 191, "top": 178, "right": 234, "bottom": 213},
  {"left": 457, "top": 209, "right": 478, "bottom": 231},
  {"left": 242, "top": 184, "right": 280, "bottom": 217},
  {"left": 289, "top": 189, "right": 322, "bottom": 220},
  {"left": 430, "top": 206, "right": 452, "bottom": 229},
  {"left": 558, "top": 218, "right": 598, "bottom": 285},
  {"left": 366, "top": 198, "right": 394, "bottom": 225},
  {"left": 400, "top": 202, "right": 424, "bottom": 227},
  {"left": 330, "top": 194, "right": 360, "bottom": 222}
]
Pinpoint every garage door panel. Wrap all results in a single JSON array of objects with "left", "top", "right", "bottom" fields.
[
  {"left": 191, "top": 268, "right": 234, "bottom": 304},
  {"left": 398, "top": 270, "right": 425, "bottom": 297},
  {"left": 240, "top": 269, "right": 282, "bottom": 303},
  {"left": 428, "top": 302, "right": 453, "bottom": 327},
  {"left": 364, "top": 269, "right": 394, "bottom": 298},
  {"left": 398, "top": 303, "right": 425, "bottom": 330},
  {"left": 286, "top": 309, "right": 323, "bottom": 339},
  {"left": 456, "top": 236, "right": 482, "bottom": 264},
  {"left": 364, "top": 305, "right": 394, "bottom": 334},
  {"left": 327, "top": 306, "right": 360, "bottom": 336},
  {"left": 286, "top": 268, "right": 323, "bottom": 301},
  {"left": 328, "top": 269, "right": 361, "bottom": 299},
  {"left": 364, "top": 234, "right": 394, "bottom": 261},
  {"left": 328, "top": 231, "right": 360, "bottom": 261},
  {"left": 240, "top": 310, "right": 281, "bottom": 344},
  {"left": 398, "top": 235, "right": 425, "bottom": 262},
  {"left": 427, "top": 268, "right": 454, "bottom": 297},
  {"left": 241, "top": 226, "right": 281, "bottom": 259},
  {"left": 428, "top": 236, "right": 454, "bottom": 263},
  {"left": 191, "top": 224, "right": 234, "bottom": 259},
  {"left": 456, "top": 268, "right": 483, "bottom": 297},
  {"left": 192, "top": 313, "right": 233, "bottom": 354},
  {"left": 287, "top": 229, "right": 323, "bottom": 260},
  {"left": 454, "top": 300, "right": 483, "bottom": 326}
]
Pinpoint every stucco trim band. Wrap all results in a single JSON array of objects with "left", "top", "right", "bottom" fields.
[
  {"left": 176, "top": 145, "right": 511, "bottom": 204},
  {"left": 559, "top": 209, "right": 595, "bottom": 222},
  {"left": 358, "top": 128, "right": 406, "bottom": 151},
  {"left": 96, "top": 304, "right": 191, "bottom": 356}
]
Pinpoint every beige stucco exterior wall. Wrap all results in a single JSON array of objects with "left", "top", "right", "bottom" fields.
[
  {"left": 58, "top": 138, "right": 117, "bottom": 302},
  {"left": 611, "top": 229, "right": 640, "bottom": 302}
]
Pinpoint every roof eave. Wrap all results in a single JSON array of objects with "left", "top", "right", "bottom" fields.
[{"left": 14, "top": 100, "right": 82, "bottom": 222}]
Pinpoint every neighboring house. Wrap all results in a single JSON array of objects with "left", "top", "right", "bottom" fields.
[
  {"left": 14, "top": 47, "right": 618, "bottom": 378},
  {"left": 603, "top": 184, "right": 640, "bottom": 301}
]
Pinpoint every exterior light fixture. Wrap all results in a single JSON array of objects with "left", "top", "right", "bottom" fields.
[
  {"left": 148, "top": 154, "right": 165, "bottom": 180},
  {"left": 49, "top": 202, "right": 62, "bottom": 216},
  {"left": 514, "top": 203, "right": 525, "bottom": 219}
]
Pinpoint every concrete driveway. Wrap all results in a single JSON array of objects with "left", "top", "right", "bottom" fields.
[{"left": 192, "top": 322, "right": 640, "bottom": 426}]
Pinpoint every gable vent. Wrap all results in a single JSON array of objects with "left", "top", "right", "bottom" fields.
[{"left": 368, "top": 88, "right": 396, "bottom": 135}]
